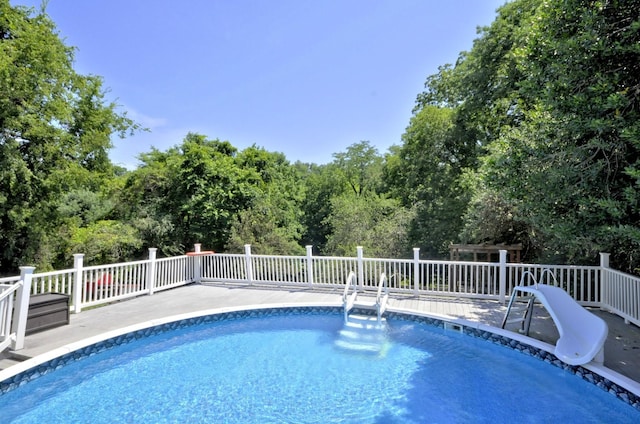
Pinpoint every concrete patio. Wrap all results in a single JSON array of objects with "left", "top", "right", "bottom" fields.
[{"left": 2, "top": 282, "right": 640, "bottom": 387}]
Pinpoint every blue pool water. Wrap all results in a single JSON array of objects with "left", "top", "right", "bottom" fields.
[{"left": 1, "top": 310, "right": 639, "bottom": 423}]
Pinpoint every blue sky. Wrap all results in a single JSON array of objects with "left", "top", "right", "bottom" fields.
[{"left": 14, "top": 0, "right": 504, "bottom": 168}]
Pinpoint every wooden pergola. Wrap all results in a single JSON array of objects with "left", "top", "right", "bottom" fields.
[{"left": 449, "top": 243, "right": 522, "bottom": 263}]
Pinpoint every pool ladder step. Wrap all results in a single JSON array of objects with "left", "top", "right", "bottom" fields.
[
  {"left": 342, "top": 271, "right": 389, "bottom": 325},
  {"left": 335, "top": 314, "right": 387, "bottom": 353}
]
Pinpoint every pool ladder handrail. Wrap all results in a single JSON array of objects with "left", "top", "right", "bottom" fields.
[
  {"left": 342, "top": 271, "right": 358, "bottom": 323},
  {"left": 375, "top": 273, "right": 389, "bottom": 323},
  {"left": 342, "top": 271, "right": 389, "bottom": 324},
  {"left": 501, "top": 269, "right": 559, "bottom": 335}
]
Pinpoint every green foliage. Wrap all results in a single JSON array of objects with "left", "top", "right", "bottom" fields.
[
  {"left": 117, "top": 147, "right": 181, "bottom": 256},
  {"left": 119, "top": 133, "right": 257, "bottom": 253},
  {"left": 423, "top": 0, "right": 640, "bottom": 271},
  {"left": 226, "top": 147, "right": 306, "bottom": 255},
  {"left": 119, "top": 136, "right": 308, "bottom": 257},
  {"left": 384, "top": 106, "right": 471, "bottom": 257},
  {"left": 226, "top": 197, "right": 306, "bottom": 256},
  {"left": 332, "top": 141, "right": 383, "bottom": 196},
  {"left": 299, "top": 162, "right": 347, "bottom": 251},
  {"left": 323, "top": 193, "right": 413, "bottom": 258},
  {"left": 169, "top": 133, "right": 256, "bottom": 249},
  {"left": 314, "top": 141, "right": 413, "bottom": 258},
  {"left": 66, "top": 220, "right": 142, "bottom": 265},
  {"left": 3, "top": 0, "right": 639, "bottom": 275},
  {"left": 0, "top": 1, "right": 138, "bottom": 271},
  {"left": 57, "top": 189, "right": 114, "bottom": 226}
]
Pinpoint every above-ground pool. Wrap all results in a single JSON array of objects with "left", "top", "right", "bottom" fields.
[{"left": 1, "top": 307, "right": 639, "bottom": 423}]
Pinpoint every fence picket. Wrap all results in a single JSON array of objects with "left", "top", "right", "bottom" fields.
[{"left": 2, "top": 244, "right": 639, "bottom": 354}]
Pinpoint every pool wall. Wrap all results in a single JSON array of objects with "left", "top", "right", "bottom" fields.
[{"left": 1, "top": 305, "right": 639, "bottom": 411}]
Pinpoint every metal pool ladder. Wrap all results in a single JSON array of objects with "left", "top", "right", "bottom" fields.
[{"left": 501, "top": 269, "right": 557, "bottom": 336}]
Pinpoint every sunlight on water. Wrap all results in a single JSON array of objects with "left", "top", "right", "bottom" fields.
[{"left": 2, "top": 313, "right": 638, "bottom": 423}]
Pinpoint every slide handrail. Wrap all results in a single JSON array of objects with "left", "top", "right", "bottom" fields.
[
  {"left": 518, "top": 270, "right": 538, "bottom": 287},
  {"left": 537, "top": 268, "right": 559, "bottom": 288}
]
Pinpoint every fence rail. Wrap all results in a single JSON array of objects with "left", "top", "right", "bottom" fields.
[
  {"left": 602, "top": 268, "right": 640, "bottom": 327},
  {"left": 310, "top": 256, "right": 357, "bottom": 287},
  {"left": 506, "top": 263, "right": 602, "bottom": 306},
  {"left": 156, "top": 256, "right": 193, "bottom": 291},
  {"left": 2, "top": 245, "right": 640, "bottom": 354},
  {"left": 0, "top": 282, "right": 21, "bottom": 352},
  {"left": 1, "top": 268, "right": 34, "bottom": 351},
  {"left": 31, "top": 269, "right": 75, "bottom": 297},
  {"left": 202, "top": 253, "right": 247, "bottom": 283}
]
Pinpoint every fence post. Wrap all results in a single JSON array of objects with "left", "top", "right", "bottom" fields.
[
  {"left": 244, "top": 244, "right": 254, "bottom": 285},
  {"left": 599, "top": 252, "right": 611, "bottom": 314},
  {"left": 193, "top": 243, "right": 202, "bottom": 284},
  {"left": 148, "top": 248, "right": 158, "bottom": 295},
  {"left": 499, "top": 249, "right": 507, "bottom": 304},
  {"left": 306, "top": 245, "right": 314, "bottom": 287},
  {"left": 11, "top": 266, "right": 35, "bottom": 350},
  {"left": 356, "top": 246, "right": 364, "bottom": 289},
  {"left": 72, "top": 254, "right": 84, "bottom": 314},
  {"left": 413, "top": 248, "right": 420, "bottom": 295}
]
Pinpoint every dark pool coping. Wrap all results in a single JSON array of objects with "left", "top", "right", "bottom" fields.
[{"left": 1, "top": 303, "right": 639, "bottom": 411}]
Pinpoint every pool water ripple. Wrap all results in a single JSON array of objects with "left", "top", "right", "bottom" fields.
[{"left": 1, "top": 310, "right": 639, "bottom": 423}]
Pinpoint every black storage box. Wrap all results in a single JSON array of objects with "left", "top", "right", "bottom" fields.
[{"left": 26, "top": 293, "right": 70, "bottom": 335}]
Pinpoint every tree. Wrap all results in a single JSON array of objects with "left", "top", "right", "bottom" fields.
[
  {"left": 411, "top": 0, "right": 640, "bottom": 271},
  {"left": 120, "top": 136, "right": 308, "bottom": 255},
  {"left": 474, "top": 0, "right": 640, "bottom": 270},
  {"left": 332, "top": 141, "right": 383, "bottom": 196},
  {"left": 225, "top": 197, "right": 306, "bottom": 255},
  {"left": 117, "top": 148, "right": 180, "bottom": 257},
  {"left": 385, "top": 106, "right": 470, "bottom": 257},
  {"left": 323, "top": 193, "right": 413, "bottom": 258},
  {"left": 227, "top": 146, "right": 306, "bottom": 255},
  {"left": 66, "top": 220, "right": 142, "bottom": 265},
  {"left": 319, "top": 142, "right": 413, "bottom": 257},
  {"left": 0, "top": 2, "right": 138, "bottom": 271},
  {"left": 299, "top": 142, "right": 385, "bottom": 254},
  {"left": 405, "top": 2, "right": 542, "bottom": 258},
  {"left": 299, "top": 162, "right": 347, "bottom": 252}
]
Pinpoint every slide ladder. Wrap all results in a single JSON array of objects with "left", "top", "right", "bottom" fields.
[
  {"left": 501, "top": 271, "right": 539, "bottom": 335},
  {"left": 502, "top": 270, "right": 608, "bottom": 366}
]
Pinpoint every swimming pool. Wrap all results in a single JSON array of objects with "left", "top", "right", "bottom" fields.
[{"left": 1, "top": 307, "right": 639, "bottom": 423}]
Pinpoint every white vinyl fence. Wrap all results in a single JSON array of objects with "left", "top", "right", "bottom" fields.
[
  {"left": 2, "top": 244, "right": 639, "bottom": 353},
  {"left": 602, "top": 267, "right": 640, "bottom": 326},
  {"left": 0, "top": 268, "right": 34, "bottom": 351},
  {"left": 200, "top": 246, "right": 640, "bottom": 328}
]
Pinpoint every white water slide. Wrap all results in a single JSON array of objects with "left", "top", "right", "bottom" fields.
[{"left": 511, "top": 283, "right": 608, "bottom": 366}]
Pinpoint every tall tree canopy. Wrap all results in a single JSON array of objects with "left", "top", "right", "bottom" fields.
[
  {"left": 317, "top": 141, "right": 413, "bottom": 258},
  {"left": 384, "top": 106, "right": 469, "bottom": 257},
  {"left": 411, "top": 0, "right": 640, "bottom": 271},
  {"left": 226, "top": 146, "right": 306, "bottom": 255},
  {"left": 2, "top": 0, "right": 639, "bottom": 275},
  {"left": 121, "top": 135, "right": 306, "bottom": 256},
  {"left": 0, "top": 1, "right": 138, "bottom": 271}
]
